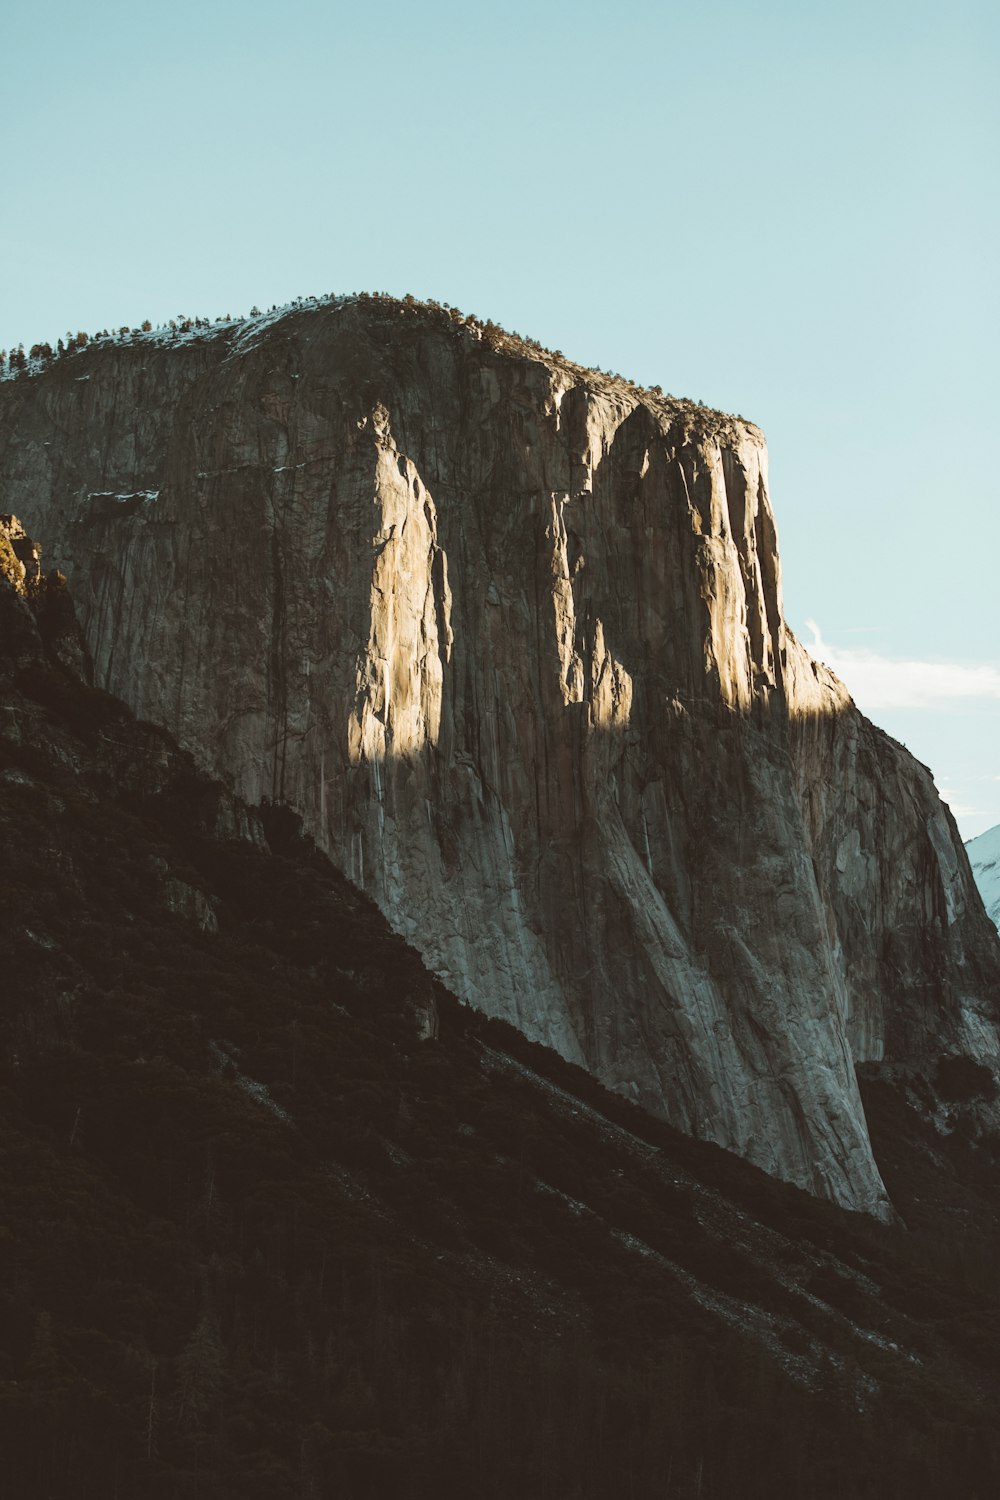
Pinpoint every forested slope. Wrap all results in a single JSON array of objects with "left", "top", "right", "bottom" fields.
[{"left": 3, "top": 516, "right": 1000, "bottom": 1498}]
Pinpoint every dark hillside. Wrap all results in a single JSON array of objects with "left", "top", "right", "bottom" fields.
[{"left": 2, "top": 516, "right": 1000, "bottom": 1498}]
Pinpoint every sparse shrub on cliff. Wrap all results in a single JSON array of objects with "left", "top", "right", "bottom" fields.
[{"left": 482, "top": 322, "right": 504, "bottom": 352}]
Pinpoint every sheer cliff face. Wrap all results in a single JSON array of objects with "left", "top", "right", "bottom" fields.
[{"left": 3, "top": 301, "right": 998, "bottom": 1217}]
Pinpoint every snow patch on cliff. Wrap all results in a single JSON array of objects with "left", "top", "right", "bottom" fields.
[
  {"left": 967, "top": 823, "right": 1000, "bottom": 931},
  {"left": 88, "top": 489, "right": 160, "bottom": 505}
]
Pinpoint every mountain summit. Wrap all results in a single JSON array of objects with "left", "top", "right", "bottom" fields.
[{"left": 2, "top": 293, "right": 998, "bottom": 1215}]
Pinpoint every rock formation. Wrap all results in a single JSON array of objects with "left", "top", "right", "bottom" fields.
[
  {"left": 3, "top": 296, "right": 998, "bottom": 1216},
  {"left": 968, "top": 824, "right": 1000, "bottom": 932}
]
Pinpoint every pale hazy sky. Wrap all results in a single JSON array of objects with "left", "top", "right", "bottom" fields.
[{"left": 3, "top": 0, "right": 997, "bottom": 834}]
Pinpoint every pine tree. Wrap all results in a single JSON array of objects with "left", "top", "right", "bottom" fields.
[
  {"left": 145, "top": 1357, "right": 159, "bottom": 1459},
  {"left": 26, "top": 1309, "right": 58, "bottom": 1381},
  {"left": 175, "top": 1315, "right": 225, "bottom": 1427}
]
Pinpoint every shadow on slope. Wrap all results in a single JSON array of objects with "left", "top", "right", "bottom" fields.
[{"left": 1, "top": 522, "right": 1000, "bottom": 1498}]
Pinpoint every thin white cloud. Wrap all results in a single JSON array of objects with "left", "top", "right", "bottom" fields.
[
  {"left": 805, "top": 620, "right": 1000, "bottom": 711},
  {"left": 937, "top": 788, "right": 980, "bottom": 819}
]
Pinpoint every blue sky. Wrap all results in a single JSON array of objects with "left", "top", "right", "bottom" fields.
[{"left": 3, "top": 0, "right": 998, "bottom": 833}]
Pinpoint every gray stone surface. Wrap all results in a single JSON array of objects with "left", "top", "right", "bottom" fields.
[
  {"left": 968, "top": 824, "right": 1000, "bottom": 933},
  {"left": 3, "top": 299, "right": 999, "bottom": 1217}
]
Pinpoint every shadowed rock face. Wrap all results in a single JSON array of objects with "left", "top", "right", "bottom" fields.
[{"left": 3, "top": 299, "right": 998, "bottom": 1216}]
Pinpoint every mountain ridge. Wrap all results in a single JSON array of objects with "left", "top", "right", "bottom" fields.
[{"left": 0, "top": 291, "right": 762, "bottom": 434}]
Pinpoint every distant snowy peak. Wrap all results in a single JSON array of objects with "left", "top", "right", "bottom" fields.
[{"left": 968, "top": 823, "right": 1000, "bottom": 931}]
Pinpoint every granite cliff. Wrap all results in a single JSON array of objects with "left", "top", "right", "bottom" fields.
[{"left": 2, "top": 295, "right": 998, "bottom": 1216}]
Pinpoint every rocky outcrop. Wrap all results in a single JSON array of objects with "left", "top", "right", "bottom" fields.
[
  {"left": 968, "top": 824, "right": 1000, "bottom": 933},
  {"left": 3, "top": 298, "right": 999, "bottom": 1216}
]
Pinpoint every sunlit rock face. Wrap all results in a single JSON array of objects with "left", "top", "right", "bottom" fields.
[{"left": 3, "top": 299, "right": 999, "bottom": 1217}]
